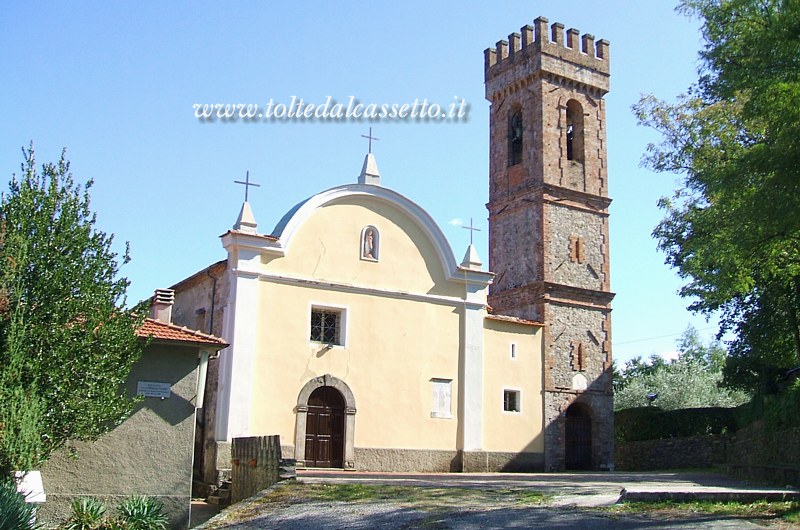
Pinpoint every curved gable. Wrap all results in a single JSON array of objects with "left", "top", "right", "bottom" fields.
[{"left": 270, "top": 184, "right": 461, "bottom": 284}]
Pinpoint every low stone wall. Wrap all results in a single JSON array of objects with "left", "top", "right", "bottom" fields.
[
  {"left": 616, "top": 434, "right": 728, "bottom": 471},
  {"left": 726, "top": 422, "right": 800, "bottom": 487},
  {"left": 616, "top": 421, "right": 800, "bottom": 487}
]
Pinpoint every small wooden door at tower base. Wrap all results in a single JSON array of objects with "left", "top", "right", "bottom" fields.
[
  {"left": 565, "top": 406, "right": 592, "bottom": 470},
  {"left": 304, "top": 386, "right": 345, "bottom": 468}
]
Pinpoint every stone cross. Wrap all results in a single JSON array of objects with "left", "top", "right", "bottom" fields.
[
  {"left": 462, "top": 217, "right": 482, "bottom": 245},
  {"left": 234, "top": 171, "right": 261, "bottom": 202},
  {"left": 361, "top": 127, "right": 379, "bottom": 154}
]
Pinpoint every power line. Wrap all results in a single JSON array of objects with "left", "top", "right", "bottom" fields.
[{"left": 615, "top": 326, "right": 718, "bottom": 346}]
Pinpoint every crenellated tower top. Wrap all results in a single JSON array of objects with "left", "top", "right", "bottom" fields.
[{"left": 484, "top": 17, "right": 610, "bottom": 101}]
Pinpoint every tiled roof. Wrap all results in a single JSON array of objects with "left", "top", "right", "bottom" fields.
[
  {"left": 485, "top": 313, "right": 543, "bottom": 326},
  {"left": 137, "top": 318, "right": 227, "bottom": 347},
  {"left": 220, "top": 229, "right": 279, "bottom": 241}
]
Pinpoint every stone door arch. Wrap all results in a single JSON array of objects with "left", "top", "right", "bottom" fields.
[
  {"left": 565, "top": 402, "right": 593, "bottom": 470},
  {"left": 295, "top": 374, "right": 356, "bottom": 469}
]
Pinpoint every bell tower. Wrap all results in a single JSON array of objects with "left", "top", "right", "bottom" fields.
[{"left": 484, "top": 17, "right": 615, "bottom": 471}]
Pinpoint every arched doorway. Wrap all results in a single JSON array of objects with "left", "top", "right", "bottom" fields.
[
  {"left": 304, "top": 386, "right": 345, "bottom": 468},
  {"left": 565, "top": 402, "right": 592, "bottom": 470},
  {"left": 295, "top": 374, "right": 356, "bottom": 469}
]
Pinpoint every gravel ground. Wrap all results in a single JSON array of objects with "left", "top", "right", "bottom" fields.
[
  {"left": 197, "top": 481, "right": 787, "bottom": 530},
  {"left": 209, "top": 502, "right": 769, "bottom": 529},
  {"left": 197, "top": 502, "right": 764, "bottom": 530}
]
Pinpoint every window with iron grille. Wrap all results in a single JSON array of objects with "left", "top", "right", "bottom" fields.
[
  {"left": 503, "top": 389, "right": 520, "bottom": 412},
  {"left": 310, "top": 308, "right": 341, "bottom": 345}
]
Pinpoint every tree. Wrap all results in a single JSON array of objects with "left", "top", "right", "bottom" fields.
[
  {"left": 634, "top": 0, "right": 800, "bottom": 392},
  {"left": 0, "top": 146, "right": 144, "bottom": 476},
  {"left": 614, "top": 326, "right": 749, "bottom": 410}
]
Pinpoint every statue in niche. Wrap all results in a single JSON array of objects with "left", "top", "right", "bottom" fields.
[{"left": 361, "top": 226, "right": 379, "bottom": 260}]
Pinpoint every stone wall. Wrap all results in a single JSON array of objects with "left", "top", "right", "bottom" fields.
[
  {"left": 727, "top": 422, "right": 800, "bottom": 487},
  {"left": 616, "top": 422, "right": 800, "bottom": 487},
  {"left": 616, "top": 434, "right": 728, "bottom": 471}
]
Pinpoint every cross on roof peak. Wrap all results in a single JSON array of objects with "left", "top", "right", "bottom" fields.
[
  {"left": 462, "top": 217, "right": 482, "bottom": 245},
  {"left": 361, "top": 127, "right": 379, "bottom": 154},
  {"left": 234, "top": 170, "right": 261, "bottom": 202}
]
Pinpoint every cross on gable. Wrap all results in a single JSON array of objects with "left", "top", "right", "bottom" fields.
[
  {"left": 234, "top": 170, "right": 261, "bottom": 202},
  {"left": 462, "top": 217, "right": 482, "bottom": 245},
  {"left": 361, "top": 127, "right": 379, "bottom": 154}
]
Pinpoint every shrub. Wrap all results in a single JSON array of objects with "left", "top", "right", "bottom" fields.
[
  {"left": 616, "top": 406, "right": 738, "bottom": 442},
  {"left": 0, "top": 477, "right": 38, "bottom": 530},
  {"left": 62, "top": 498, "right": 106, "bottom": 530},
  {"left": 116, "top": 497, "right": 168, "bottom": 530}
]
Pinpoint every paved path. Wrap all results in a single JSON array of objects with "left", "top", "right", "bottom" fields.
[
  {"left": 300, "top": 469, "right": 800, "bottom": 505},
  {"left": 196, "top": 471, "right": 799, "bottom": 529}
]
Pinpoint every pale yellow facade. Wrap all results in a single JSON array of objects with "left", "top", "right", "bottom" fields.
[
  {"left": 482, "top": 318, "right": 544, "bottom": 454},
  {"left": 250, "top": 282, "right": 463, "bottom": 450}
]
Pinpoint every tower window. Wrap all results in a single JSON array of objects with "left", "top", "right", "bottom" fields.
[
  {"left": 565, "top": 100, "right": 584, "bottom": 163},
  {"left": 508, "top": 109, "right": 523, "bottom": 166}
]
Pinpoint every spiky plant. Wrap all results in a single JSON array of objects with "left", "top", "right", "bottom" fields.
[{"left": 116, "top": 497, "right": 168, "bottom": 530}]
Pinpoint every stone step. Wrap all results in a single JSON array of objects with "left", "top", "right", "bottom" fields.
[{"left": 206, "top": 494, "right": 230, "bottom": 506}]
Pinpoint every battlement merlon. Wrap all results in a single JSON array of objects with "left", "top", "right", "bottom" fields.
[{"left": 484, "top": 17, "right": 610, "bottom": 99}]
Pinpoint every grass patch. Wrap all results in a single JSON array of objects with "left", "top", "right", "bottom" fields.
[
  {"left": 210, "top": 480, "right": 547, "bottom": 524},
  {"left": 605, "top": 499, "right": 800, "bottom": 525},
  {"left": 292, "top": 482, "right": 547, "bottom": 507}
]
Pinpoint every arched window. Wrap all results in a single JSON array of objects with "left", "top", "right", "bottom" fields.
[
  {"left": 508, "top": 108, "right": 523, "bottom": 166},
  {"left": 565, "top": 100, "right": 584, "bottom": 163}
]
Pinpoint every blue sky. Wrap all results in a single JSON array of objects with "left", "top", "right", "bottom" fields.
[{"left": 1, "top": 2, "right": 715, "bottom": 364}]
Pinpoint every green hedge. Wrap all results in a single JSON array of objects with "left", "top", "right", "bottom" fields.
[{"left": 616, "top": 406, "right": 738, "bottom": 442}]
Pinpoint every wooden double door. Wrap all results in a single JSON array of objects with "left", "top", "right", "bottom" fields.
[{"left": 304, "top": 386, "right": 345, "bottom": 468}]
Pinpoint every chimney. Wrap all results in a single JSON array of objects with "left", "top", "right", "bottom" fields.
[{"left": 152, "top": 288, "right": 175, "bottom": 323}]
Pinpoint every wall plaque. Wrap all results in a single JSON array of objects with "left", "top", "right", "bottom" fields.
[{"left": 137, "top": 381, "right": 171, "bottom": 399}]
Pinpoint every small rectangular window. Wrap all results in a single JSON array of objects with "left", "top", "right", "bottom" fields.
[
  {"left": 510, "top": 343, "right": 517, "bottom": 359},
  {"left": 431, "top": 378, "right": 452, "bottom": 419},
  {"left": 310, "top": 308, "right": 342, "bottom": 345},
  {"left": 503, "top": 389, "right": 521, "bottom": 412}
]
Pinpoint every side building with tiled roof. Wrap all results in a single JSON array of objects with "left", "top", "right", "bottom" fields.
[{"left": 38, "top": 294, "right": 227, "bottom": 528}]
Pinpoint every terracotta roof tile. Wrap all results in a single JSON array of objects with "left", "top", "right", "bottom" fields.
[{"left": 137, "top": 318, "right": 227, "bottom": 347}]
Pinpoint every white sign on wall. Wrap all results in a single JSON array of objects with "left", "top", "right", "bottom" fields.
[
  {"left": 430, "top": 378, "right": 452, "bottom": 419},
  {"left": 137, "top": 381, "right": 172, "bottom": 399}
]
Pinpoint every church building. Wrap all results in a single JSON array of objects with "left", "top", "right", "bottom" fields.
[{"left": 167, "top": 17, "right": 614, "bottom": 483}]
